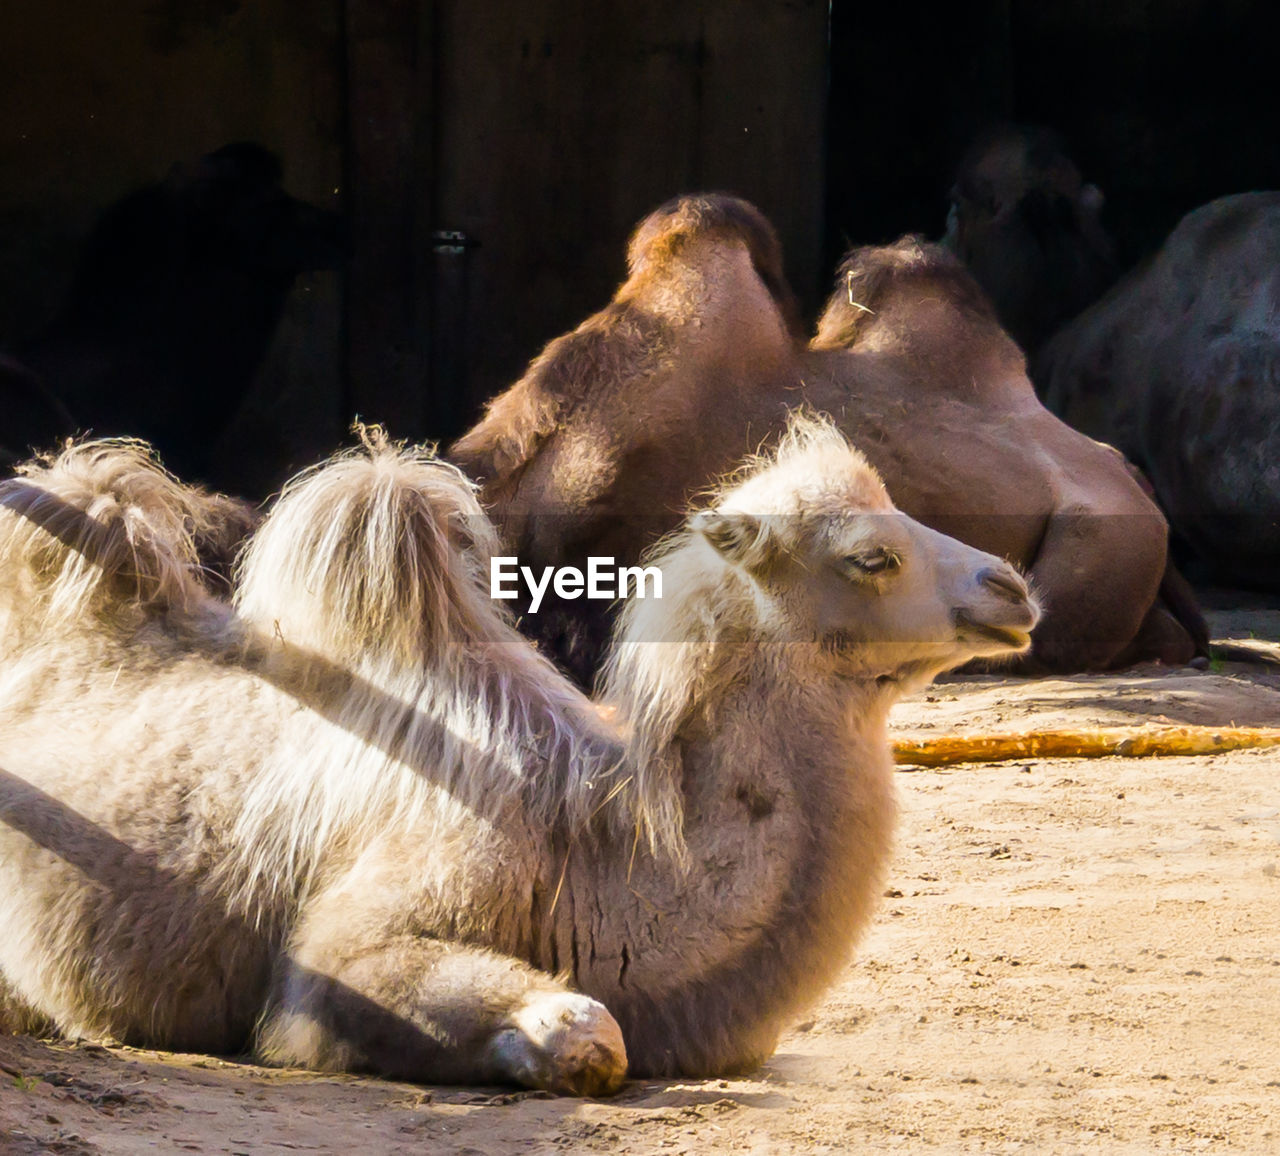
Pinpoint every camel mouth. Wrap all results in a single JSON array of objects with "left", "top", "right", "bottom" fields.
[{"left": 955, "top": 612, "right": 1034, "bottom": 653}]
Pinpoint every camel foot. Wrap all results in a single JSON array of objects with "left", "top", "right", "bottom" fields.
[{"left": 487, "top": 991, "right": 627, "bottom": 1096}]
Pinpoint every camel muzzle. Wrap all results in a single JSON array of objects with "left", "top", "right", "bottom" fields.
[{"left": 954, "top": 564, "right": 1039, "bottom": 654}]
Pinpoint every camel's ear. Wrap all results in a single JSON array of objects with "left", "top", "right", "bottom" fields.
[{"left": 692, "top": 511, "right": 777, "bottom": 572}]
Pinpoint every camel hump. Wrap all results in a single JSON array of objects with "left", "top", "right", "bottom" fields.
[
  {"left": 816, "top": 235, "right": 1004, "bottom": 354},
  {"left": 0, "top": 439, "right": 219, "bottom": 629},
  {"left": 235, "top": 426, "right": 503, "bottom": 667},
  {"left": 626, "top": 192, "right": 783, "bottom": 280}
]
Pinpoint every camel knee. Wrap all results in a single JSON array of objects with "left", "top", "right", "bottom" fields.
[{"left": 260, "top": 936, "right": 627, "bottom": 1093}]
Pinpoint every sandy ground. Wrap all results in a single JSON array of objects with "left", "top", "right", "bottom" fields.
[{"left": 3, "top": 606, "right": 1280, "bottom": 1154}]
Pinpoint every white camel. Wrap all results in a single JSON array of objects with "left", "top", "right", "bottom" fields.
[{"left": 0, "top": 417, "right": 1036, "bottom": 1093}]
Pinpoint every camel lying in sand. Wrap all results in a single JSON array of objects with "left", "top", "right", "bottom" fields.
[
  {"left": 1035, "top": 193, "right": 1280, "bottom": 588},
  {"left": 452, "top": 194, "right": 1200, "bottom": 681},
  {"left": 0, "top": 418, "right": 1036, "bottom": 1093},
  {"left": 806, "top": 237, "right": 1204, "bottom": 673}
]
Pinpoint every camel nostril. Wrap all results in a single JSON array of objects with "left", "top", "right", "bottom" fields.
[{"left": 980, "top": 567, "right": 1028, "bottom": 603}]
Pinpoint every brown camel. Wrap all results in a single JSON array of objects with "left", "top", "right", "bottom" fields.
[
  {"left": 806, "top": 236, "right": 1204, "bottom": 673},
  {"left": 0, "top": 418, "right": 1037, "bottom": 1092},
  {"left": 451, "top": 195, "right": 1201, "bottom": 681}
]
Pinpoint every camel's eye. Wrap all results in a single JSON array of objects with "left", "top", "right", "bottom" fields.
[{"left": 843, "top": 549, "right": 900, "bottom": 578}]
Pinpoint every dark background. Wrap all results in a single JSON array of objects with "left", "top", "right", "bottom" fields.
[{"left": 2, "top": 1, "right": 1277, "bottom": 489}]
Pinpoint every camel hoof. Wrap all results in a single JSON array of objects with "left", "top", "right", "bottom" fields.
[{"left": 489, "top": 992, "right": 628, "bottom": 1096}]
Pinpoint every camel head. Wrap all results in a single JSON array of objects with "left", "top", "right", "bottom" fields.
[
  {"left": 941, "top": 124, "right": 1116, "bottom": 353},
  {"left": 686, "top": 413, "right": 1040, "bottom": 687}
]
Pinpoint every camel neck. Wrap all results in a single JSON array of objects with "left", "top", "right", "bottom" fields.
[{"left": 549, "top": 654, "right": 898, "bottom": 1077}]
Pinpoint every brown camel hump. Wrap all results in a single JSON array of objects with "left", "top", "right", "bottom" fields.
[
  {"left": 817, "top": 235, "right": 1001, "bottom": 350},
  {"left": 626, "top": 192, "right": 780, "bottom": 274},
  {"left": 626, "top": 192, "right": 801, "bottom": 336},
  {"left": 452, "top": 192, "right": 800, "bottom": 501}
]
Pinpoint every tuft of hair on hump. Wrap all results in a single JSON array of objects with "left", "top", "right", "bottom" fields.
[
  {"left": 627, "top": 192, "right": 780, "bottom": 272},
  {"left": 813, "top": 234, "right": 999, "bottom": 350},
  {"left": 0, "top": 438, "right": 229, "bottom": 631},
  {"left": 235, "top": 424, "right": 506, "bottom": 669}
]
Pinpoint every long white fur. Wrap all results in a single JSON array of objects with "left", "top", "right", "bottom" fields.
[
  {"left": 599, "top": 413, "right": 891, "bottom": 842},
  {"left": 222, "top": 431, "right": 629, "bottom": 911}
]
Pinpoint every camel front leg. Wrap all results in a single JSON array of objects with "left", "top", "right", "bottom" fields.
[{"left": 258, "top": 932, "right": 627, "bottom": 1096}]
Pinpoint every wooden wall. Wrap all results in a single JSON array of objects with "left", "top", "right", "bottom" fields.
[
  {"left": 1, "top": 1, "right": 345, "bottom": 492},
  {"left": 2, "top": 0, "right": 828, "bottom": 480},
  {"left": 347, "top": 0, "right": 829, "bottom": 440}
]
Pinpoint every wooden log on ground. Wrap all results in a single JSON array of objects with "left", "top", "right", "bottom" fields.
[{"left": 893, "top": 726, "right": 1280, "bottom": 768}]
